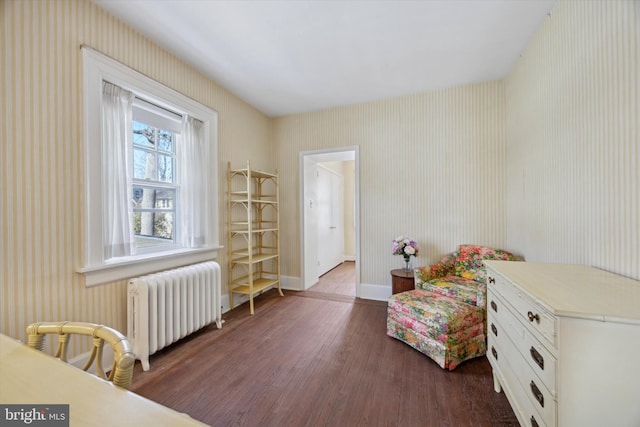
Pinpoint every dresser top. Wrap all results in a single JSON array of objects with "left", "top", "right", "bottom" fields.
[{"left": 484, "top": 261, "right": 640, "bottom": 324}]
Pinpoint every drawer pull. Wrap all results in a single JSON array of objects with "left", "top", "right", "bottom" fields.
[
  {"left": 491, "top": 323, "right": 498, "bottom": 336},
  {"left": 530, "top": 381, "right": 544, "bottom": 407},
  {"left": 491, "top": 300, "right": 498, "bottom": 312},
  {"left": 491, "top": 346, "right": 498, "bottom": 360},
  {"left": 530, "top": 415, "right": 539, "bottom": 427},
  {"left": 488, "top": 277, "right": 495, "bottom": 284},
  {"left": 530, "top": 346, "right": 544, "bottom": 370},
  {"left": 527, "top": 311, "right": 540, "bottom": 323}
]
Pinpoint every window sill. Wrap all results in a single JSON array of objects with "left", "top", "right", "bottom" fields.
[{"left": 78, "top": 246, "right": 223, "bottom": 287}]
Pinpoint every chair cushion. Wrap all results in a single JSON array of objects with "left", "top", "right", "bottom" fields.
[
  {"left": 452, "top": 244, "right": 514, "bottom": 284},
  {"left": 419, "top": 275, "right": 482, "bottom": 306},
  {"left": 387, "top": 289, "right": 484, "bottom": 341}
]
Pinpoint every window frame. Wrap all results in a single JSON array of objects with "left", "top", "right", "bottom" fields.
[{"left": 79, "top": 47, "right": 220, "bottom": 287}]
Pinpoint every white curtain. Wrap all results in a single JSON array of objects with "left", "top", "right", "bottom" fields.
[
  {"left": 102, "top": 82, "right": 135, "bottom": 259},
  {"left": 178, "top": 116, "right": 207, "bottom": 247}
]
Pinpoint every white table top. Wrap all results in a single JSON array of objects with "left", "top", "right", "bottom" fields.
[
  {"left": 484, "top": 261, "right": 640, "bottom": 324},
  {"left": 0, "top": 334, "right": 208, "bottom": 426}
]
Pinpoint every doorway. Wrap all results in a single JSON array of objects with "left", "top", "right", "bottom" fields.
[{"left": 299, "top": 147, "right": 360, "bottom": 297}]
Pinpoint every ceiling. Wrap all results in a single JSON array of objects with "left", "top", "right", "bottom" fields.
[{"left": 93, "top": 0, "right": 556, "bottom": 117}]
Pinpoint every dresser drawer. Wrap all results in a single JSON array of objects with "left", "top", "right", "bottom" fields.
[
  {"left": 488, "top": 289, "right": 523, "bottom": 342},
  {"left": 522, "top": 329, "right": 556, "bottom": 394},
  {"left": 509, "top": 339, "right": 556, "bottom": 427},
  {"left": 488, "top": 270, "right": 557, "bottom": 350},
  {"left": 489, "top": 289, "right": 557, "bottom": 395},
  {"left": 487, "top": 310, "right": 519, "bottom": 370},
  {"left": 488, "top": 322, "right": 553, "bottom": 427},
  {"left": 509, "top": 378, "right": 550, "bottom": 427}
]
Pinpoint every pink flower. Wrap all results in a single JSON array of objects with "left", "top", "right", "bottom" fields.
[{"left": 392, "top": 236, "right": 419, "bottom": 257}]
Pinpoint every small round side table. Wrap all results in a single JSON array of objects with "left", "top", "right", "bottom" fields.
[{"left": 390, "top": 269, "right": 415, "bottom": 294}]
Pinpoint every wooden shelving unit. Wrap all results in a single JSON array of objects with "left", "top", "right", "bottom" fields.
[{"left": 227, "top": 161, "right": 282, "bottom": 314}]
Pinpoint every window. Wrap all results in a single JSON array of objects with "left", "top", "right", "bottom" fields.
[
  {"left": 80, "top": 47, "right": 219, "bottom": 287},
  {"left": 131, "top": 101, "right": 180, "bottom": 253}
]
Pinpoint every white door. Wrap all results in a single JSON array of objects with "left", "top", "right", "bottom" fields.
[{"left": 317, "top": 165, "right": 344, "bottom": 276}]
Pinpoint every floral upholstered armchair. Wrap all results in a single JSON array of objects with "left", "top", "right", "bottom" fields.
[
  {"left": 387, "top": 244, "right": 519, "bottom": 370},
  {"left": 414, "top": 244, "right": 517, "bottom": 309}
]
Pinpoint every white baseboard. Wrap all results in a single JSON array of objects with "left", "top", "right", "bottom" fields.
[
  {"left": 358, "top": 282, "right": 392, "bottom": 301},
  {"left": 280, "top": 275, "right": 302, "bottom": 291},
  {"left": 221, "top": 292, "right": 250, "bottom": 313}
]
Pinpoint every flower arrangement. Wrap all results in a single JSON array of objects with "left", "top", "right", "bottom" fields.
[{"left": 392, "top": 235, "right": 419, "bottom": 269}]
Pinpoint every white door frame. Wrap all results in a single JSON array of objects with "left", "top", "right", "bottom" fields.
[{"left": 299, "top": 146, "right": 360, "bottom": 296}]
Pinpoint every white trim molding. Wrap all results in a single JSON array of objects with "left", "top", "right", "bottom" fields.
[{"left": 80, "top": 46, "right": 219, "bottom": 286}]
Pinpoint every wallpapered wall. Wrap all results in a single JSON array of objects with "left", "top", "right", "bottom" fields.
[
  {"left": 1, "top": 0, "right": 272, "bottom": 344},
  {"left": 273, "top": 81, "right": 508, "bottom": 290},
  {"left": 273, "top": 0, "right": 639, "bottom": 289},
  {"left": 1, "top": 0, "right": 638, "bottom": 349},
  {"left": 505, "top": 0, "right": 638, "bottom": 280}
]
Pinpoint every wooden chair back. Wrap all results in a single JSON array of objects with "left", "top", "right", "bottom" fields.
[{"left": 26, "top": 321, "right": 135, "bottom": 389}]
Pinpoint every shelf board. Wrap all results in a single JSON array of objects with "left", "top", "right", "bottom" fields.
[
  {"left": 231, "top": 253, "right": 278, "bottom": 264},
  {"left": 229, "top": 191, "right": 277, "bottom": 201},
  {"left": 229, "top": 168, "right": 277, "bottom": 179},
  {"left": 230, "top": 278, "right": 279, "bottom": 295},
  {"left": 230, "top": 199, "right": 277, "bottom": 205},
  {"left": 230, "top": 227, "right": 278, "bottom": 234},
  {"left": 230, "top": 221, "right": 277, "bottom": 225}
]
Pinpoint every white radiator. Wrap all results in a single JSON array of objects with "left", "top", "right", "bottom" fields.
[{"left": 127, "top": 261, "right": 223, "bottom": 371}]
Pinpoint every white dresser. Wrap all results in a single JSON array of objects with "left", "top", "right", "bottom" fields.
[{"left": 484, "top": 261, "right": 640, "bottom": 427}]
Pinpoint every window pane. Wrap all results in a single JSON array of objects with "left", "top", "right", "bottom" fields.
[
  {"left": 132, "top": 188, "right": 162, "bottom": 209},
  {"left": 132, "top": 187, "right": 144, "bottom": 207},
  {"left": 133, "top": 187, "right": 174, "bottom": 209},
  {"left": 158, "top": 129, "right": 173, "bottom": 152},
  {"left": 133, "top": 211, "right": 174, "bottom": 248},
  {"left": 133, "top": 121, "right": 155, "bottom": 148},
  {"left": 133, "top": 149, "right": 157, "bottom": 180},
  {"left": 135, "top": 211, "right": 173, "bottom": 239},
  {"left": 157, "top": 154, "right": 173, "bottom": 183},
  {"left": 152, "top": 212, "right": 173, "bottom": 239},
  {"left": 131, "top": 212, "right": 179, "bottom": 248},
  {"left": 154, "top": 189, "right": 174, "bottom": 208}
]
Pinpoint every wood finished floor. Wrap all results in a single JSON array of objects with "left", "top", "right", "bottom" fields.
[
  {"left": 308, "top": 261, "right": 356, "bottom": 297},
  {"left": 130, "top": 287, "right": 518, "bottom": 427}
]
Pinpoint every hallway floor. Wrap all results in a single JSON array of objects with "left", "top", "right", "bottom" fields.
[{"left": 308, "top": 261, "right": 355, "bottom": 297}]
